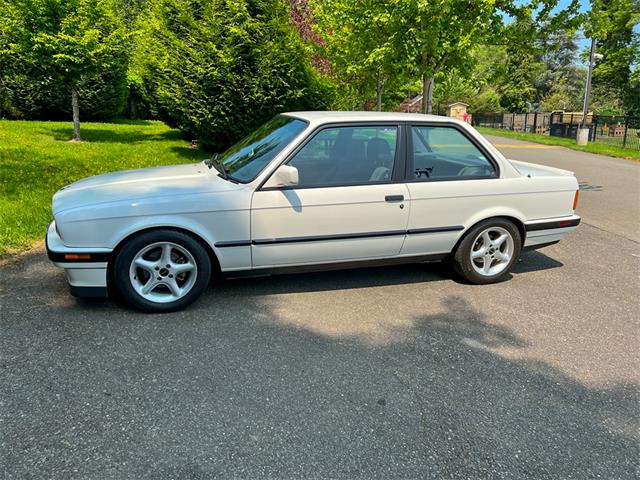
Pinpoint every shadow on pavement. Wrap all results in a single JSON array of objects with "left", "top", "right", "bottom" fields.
[
  {"left": 223, "top": 261, "right": 451, "bottom": 295},
  {"left": 514, "top": 250, "right": 564, "bottom": 274},
  {"left": 1, "top": 251, "right": 637, "bottom": 479}
]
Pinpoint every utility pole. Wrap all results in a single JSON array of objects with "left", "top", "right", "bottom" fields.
[
  {"left": 577, "top": 38, "right": 596, "bottom": 145},
  {"left": 581, "top": 38, "right": 596, "bottom": 128}
]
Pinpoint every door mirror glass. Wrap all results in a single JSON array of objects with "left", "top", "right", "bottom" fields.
[{"left": 264, "top": 165, "right": 299, "bottom": 188}]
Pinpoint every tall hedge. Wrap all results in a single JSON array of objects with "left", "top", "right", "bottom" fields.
[{"left": 134, "top": 0, "right": 333, "bottom": 149}]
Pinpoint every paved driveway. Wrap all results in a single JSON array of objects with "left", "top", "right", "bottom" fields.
[{"left": 1, "top": 135, "right": 638, "bottom": 479}]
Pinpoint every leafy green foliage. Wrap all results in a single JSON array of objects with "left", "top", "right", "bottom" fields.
[
  {"left": 429, "top": 47, "right": 506, "bottom": 113},
  {"left": 310, "top": 0, "right": 585, "bottom": 113},
  {"left": 498, "top": 46, "right": 544, "bottom": 112},
  {"left": 0, "top": 0, "right": 635, "bottom": 139},
  {"left": 0, "top": 0, "right": 130, "bottom": 123},
  {"left": 534, "top": 32, "right": 586, "bottom": 110},
  {"left": 133, "top": 0, "right": 333, "bottom": 149},
  {"left": 309, "top": 0, "right": 407, "bottom": 110},
  {"left": 627, "top": 67, "right": 640, "bottom": 116},
  {"left": 588, "top": 0, "right": 640, "bottom": 116}
]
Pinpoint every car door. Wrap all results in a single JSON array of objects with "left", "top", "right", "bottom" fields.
[
  {"left": 401, "top": 123, "right": 502, "bottom": 256},
  {"left": 251, "top": 124, "right": 410, "bottom": 267}
]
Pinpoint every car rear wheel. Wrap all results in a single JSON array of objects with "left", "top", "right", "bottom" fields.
[
  {"left": 113, "top": 230, "right": 211, "bottom": 312},
  {"left": 452, "top": 219, "right": 521, "bottom": 284}
]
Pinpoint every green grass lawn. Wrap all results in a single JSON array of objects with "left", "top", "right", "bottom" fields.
[
  {"left": 0, "top": 119, "right": 207, "bottom": 258},
  {"left": 476, "top": 127, "right": 640, "bottom": 161}
]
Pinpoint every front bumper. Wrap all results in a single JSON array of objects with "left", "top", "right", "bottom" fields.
[{"left": 46, "top": 221, "right": 112, "bottom": 298}]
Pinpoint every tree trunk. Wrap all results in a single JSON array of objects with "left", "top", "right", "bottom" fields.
[
  {"left": 71, "top": 87, "right": 81, "bottom": 141},
  {"left": 128, "top": 95, "right": 137, "bottom": 119},
  {"left": 375, "top": 73, "right": 383, "bottom": 112},
  {"left": 421, "top": 74, "right": 434, "bottom": 114}
]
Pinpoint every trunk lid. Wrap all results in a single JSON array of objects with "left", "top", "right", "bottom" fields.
[{"left": 509, "top": 159, "right": 575, "bottom": 178}]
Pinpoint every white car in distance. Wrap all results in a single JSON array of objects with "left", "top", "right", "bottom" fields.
[{"left": 47, "top": 112, "right": 580, "bottom": 312}]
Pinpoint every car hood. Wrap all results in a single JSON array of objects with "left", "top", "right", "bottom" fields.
[{"left": 52, "top": 162, "right": 239, "bottom": 215}]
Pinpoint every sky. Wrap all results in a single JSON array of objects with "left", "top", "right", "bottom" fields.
[
  {"left": 556, "top": 0, "right": 591, "bottom": 52},
  {"left": 537, "top": 0, "right": 638, "bottom": 65}
]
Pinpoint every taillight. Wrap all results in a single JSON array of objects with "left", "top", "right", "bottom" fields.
[{"left": 572, "top": 190, "right": 580, "bottom": 210}]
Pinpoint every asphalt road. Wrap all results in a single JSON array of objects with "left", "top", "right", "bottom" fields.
[{"left": 1, "top": 135, "right": 639, "bottom": 479}]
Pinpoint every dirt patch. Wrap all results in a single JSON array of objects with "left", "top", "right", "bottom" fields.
[{"left": 0, "top": 240, "right": 45, "bottom": 267}]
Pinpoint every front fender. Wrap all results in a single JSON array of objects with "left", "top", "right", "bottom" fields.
[{"left": 56, "top": 210, "right": 252, "bottom": 272}]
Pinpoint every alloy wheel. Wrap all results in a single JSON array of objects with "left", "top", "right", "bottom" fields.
[
  {"left": 129, "top": 242, "right": 198, "bottom": 303},
  {"left": 470, "top": 226, "right": 515, "bottom": 277}
]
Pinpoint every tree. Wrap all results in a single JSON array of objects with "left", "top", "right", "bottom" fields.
[
  {"left": 472, "top": 7, "right": 582, "bottom": 113},
  {"left": 134, "top": 0, "right": 332, "bottom": 149},
  {"left": 534, "top": 32, "right": 585, "bottom": 109},
  {"left": 588, "top": 0, "right": 640, "bottom": 116},
  {"left": 395, "top": 0, "right": 519, "bottom": 113},
  {"left": 540, "top": 78, "right": 583, "bottom": 111},
  {"left": 498, "top": 47, "right": 543, "bottom": 112},
  {"left": 310, "top": 0, "right": 581, "bottom": 114},
  {"left": 431, "top": 69, "right": 480, "bottom": 112},
  {"left": 4, "top": 0, "right": 129, "bottom": 140},
  {"left": 627, "top": 66, "right": 640, "bottom": 116},
  {"left": 309, "top": 0, "right": 406, "bottom": 111}
]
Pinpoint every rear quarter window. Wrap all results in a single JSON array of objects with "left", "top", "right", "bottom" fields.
[{"left": 411, "top": 126, "right": 497, "bottom": 180}]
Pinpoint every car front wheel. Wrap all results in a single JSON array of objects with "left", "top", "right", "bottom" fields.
[
  {"left": 452, "top": 219, "right": 522, "bottom": 284},
  {"left": 113, "top": 230, "right": 212, "bottom": 313}
]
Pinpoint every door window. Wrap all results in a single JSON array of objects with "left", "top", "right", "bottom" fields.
[
  {"left": 410, "top": 126, "right": 496, "bottom": 180},
  {"left": 288, "top": 126, "right": 398, "bottom": 187}
]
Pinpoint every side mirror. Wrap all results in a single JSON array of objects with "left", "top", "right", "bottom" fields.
[{"left": 264, "top": 165, "right": 299, "bottom": 188}]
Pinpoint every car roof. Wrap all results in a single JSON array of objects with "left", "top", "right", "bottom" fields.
[{"left": 283, "top": 111, "right": 463, "bottom": 126}]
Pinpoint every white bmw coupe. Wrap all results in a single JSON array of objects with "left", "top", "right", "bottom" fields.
[{"left": 47, "top": 112, "right": 580, "bottom": 312}]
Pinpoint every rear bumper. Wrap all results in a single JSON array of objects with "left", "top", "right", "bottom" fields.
[
  {"left": 46, "top": 221, "right": 111, "bottom": 298},
  {"left": 523, "top": 214, "right": 580, "bottom": 250}
]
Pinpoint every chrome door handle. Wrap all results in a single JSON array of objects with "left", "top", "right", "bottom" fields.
[{"left": 385, "top": 195, "right": 404, "bottom": 202}]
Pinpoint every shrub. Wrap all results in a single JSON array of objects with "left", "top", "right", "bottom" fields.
[{"left": 134, "top": 0, "right": 333, "bottom": 149}]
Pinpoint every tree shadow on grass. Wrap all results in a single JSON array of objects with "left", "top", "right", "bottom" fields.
[
  {"left": 110, "top": 119, "right": 162, "bottom": 127},
  {"left": 45, "top": 126, "right": 209, "bottom": 161},
  {"left": 48, "top": 126, "right": 189, "bottom": 144},
  {"left": 1, "top": 251, "right": 637, "bottom": 478},
  {"left": 169, "top": 145, "right": 209, "bottom": 161}
]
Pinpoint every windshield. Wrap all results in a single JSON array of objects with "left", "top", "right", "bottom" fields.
[{"left": 216, "top": 115, "right": 307, "bottom": 183}]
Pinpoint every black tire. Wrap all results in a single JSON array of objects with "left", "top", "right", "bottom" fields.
[
  {"left": 452, "top": 218, "right": 522, "bottom": 284},
  {"left": 112, "top": 230, "right": 212, "bottom": 313}
]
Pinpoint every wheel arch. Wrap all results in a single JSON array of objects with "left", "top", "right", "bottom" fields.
[
  {"left": 452, "top": 215, "right": 526, "bottom": 255},
  {"left": 107, "top": 226, "right": 222, "bottom": 286}
]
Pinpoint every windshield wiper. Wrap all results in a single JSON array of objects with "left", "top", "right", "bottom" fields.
[
  {"left": 205, "top": 153, "right": 229, "bottom": 179},
  {"left": 204, "top": 153, "right": 216, "bottom": 169}
]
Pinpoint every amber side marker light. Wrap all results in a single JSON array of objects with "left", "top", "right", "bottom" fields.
[
  {"left": 64, "top": 253, "right": 91, "bottom": 260},
  {"left": 572, "top": 190, "right": 580, "bottom": 210}
]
